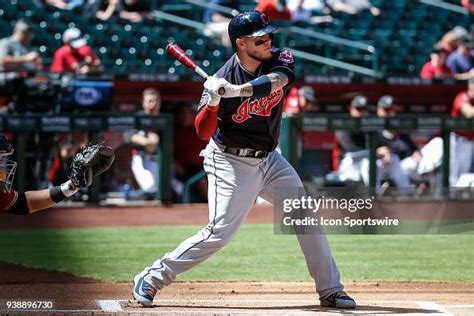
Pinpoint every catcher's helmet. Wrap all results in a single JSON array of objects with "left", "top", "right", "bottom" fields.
[
  {"left": 0, "top": 134, "right": 16, "bottom": 193},
  {"left": 228, "top": 10, "right": 278, "bottom": 48}
]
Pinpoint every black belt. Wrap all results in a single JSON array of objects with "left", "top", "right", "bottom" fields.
[{"left": 223, "top": 146, "right": 269, "bottom": 158}]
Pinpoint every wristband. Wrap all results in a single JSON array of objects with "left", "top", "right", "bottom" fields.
[
  {"left": 61, "top": 180, "right": 79, "bottom": 197},
  {"left": 50, "top": 181, "right": 79, "bottom": 203},
  {"left": 250, "top": 76, "right": 272, "bottom": 98}
]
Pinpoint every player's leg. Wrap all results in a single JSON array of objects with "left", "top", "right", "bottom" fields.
[
  {"left": 386, "top": 154, "right": 411, "bottom": 189},
  {"left": 133, "top": 142, "right": 262, "bottom": 305},
  {"left": 259, "top": 151, "right": 355, "bottom": 308}
]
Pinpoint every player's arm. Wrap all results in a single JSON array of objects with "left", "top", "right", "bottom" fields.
[
  {"left": 4, "top": 144, "right": 114, "bottom": 215},
  {"left": 130, "top": 132, "right": 160, "bottom": 147},
  {"left": 26, "top": 182, "right": 78, "bottom": 214},
  {"left": 216, "top": 71, "right": 289, "bottom": 99},
  {"left": 4, "top": 181, "right": 79, "bottom": 215},
  {"left": 0, "top": 52, "right": 39, "bottom": 68},
  {"left": 459, "top": 101, "right": 473, "bottom": 118},
  {"left": 234, "top": 71, "right": 289, "bottom": 98},
  {"left": 195, "top": 86, "right": 220, "bottom": 140}
]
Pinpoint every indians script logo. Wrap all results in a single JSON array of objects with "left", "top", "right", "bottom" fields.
[{"left": 231, "top": 90, "right": 284, "bottom": 123}]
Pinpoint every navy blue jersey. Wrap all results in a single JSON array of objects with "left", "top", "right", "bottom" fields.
[{"left": 198, "top": 47, "right": 295, "bottom": 151}]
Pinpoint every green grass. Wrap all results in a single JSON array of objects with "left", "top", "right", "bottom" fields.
[{"left": 0, "top": 224, "right": 472, "bottom": 283}]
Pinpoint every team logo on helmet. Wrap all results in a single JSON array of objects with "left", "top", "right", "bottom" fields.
[
  {"left": 231, "top": 90, "right": 284, "bottom": 124},
  {"left": 260, "top": 13, "right": 269, "bottom": 26}
]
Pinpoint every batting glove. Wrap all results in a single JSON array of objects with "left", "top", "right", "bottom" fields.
[
  {"left": 220, "top": 82, "right": 240, "bottom": 98},
  {"left": 203, "top": 89, "right": 221, "bottom": 107},
  {"left": 204, "top": 76, "right": 226, "bottom": 95}
]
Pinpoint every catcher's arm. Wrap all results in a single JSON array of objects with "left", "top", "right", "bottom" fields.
[
  {"left": 5, "top": 144, "right": 115, "bottom": 215},
  {"left": 5, "top": 181, "right": 80, "bottom": 215}
]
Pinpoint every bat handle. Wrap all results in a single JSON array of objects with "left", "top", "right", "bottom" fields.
[{"left": 196, "top": 66, "right": 226, "bottom": 96}]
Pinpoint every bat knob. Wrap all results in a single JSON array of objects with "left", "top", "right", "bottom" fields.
[{"left": 218, "top": 87, "right": 225, "bottom": 96}]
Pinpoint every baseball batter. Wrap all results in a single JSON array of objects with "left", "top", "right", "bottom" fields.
[
  {"left": 0, "top": 134, "right": 114, "bottom": 215},
  {"left": 133, "top": 10, "right": 356, "bottom": 309}
]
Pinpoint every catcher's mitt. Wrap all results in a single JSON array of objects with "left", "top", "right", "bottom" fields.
[{"left": 70, "top": 143, "right": 115, "bottom": 188}]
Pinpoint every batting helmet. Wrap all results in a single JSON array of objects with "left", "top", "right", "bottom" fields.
[
  {"left": 0, "top": 134, "right": 16, "bottom": 193},
  {"left": 228, "top": 10, "right": 278, "bottom": 48}
]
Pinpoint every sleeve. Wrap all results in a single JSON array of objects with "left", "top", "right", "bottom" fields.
[
  {"left": 0, "top": 190, "right": 19, "bottom": 212},
  {"left": 195, "top": 90, "right": 219, "bottom": 140},
  {"left": 81, "top": 46, "right": 101, "bottom": 65},
  {"left": 336, "top": 131, "right": 364, "bottom": 152},
  {"left": 451, "top": 92, "right": 468, "bottom": 116},
  {"left": 270, "top": 48, "right": 296, "bottom": 85},
  {"left": 420, "top": 63, "right": 432, "bottom": 80},
  {"left": 50, "top": 50, "right": 64, "bottom": 73},
  {"left": 446, "top": 55, "right": 458, "bottom": 73}
]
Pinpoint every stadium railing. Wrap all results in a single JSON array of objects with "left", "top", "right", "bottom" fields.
[{"left": 281, "top": 114, "right": 473, "bottom": 188}]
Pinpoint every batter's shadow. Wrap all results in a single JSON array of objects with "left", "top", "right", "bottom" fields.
[{"left": 148, "top": 304, "right": 440, "bottom": 314}]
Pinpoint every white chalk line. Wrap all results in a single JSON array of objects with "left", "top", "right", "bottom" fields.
[
  {"left": 416, "top": 301, "right": 452, "bottom": 315},
  {"left": 96, "top": 299, "right": 123, "bottom": 312},
  {"left": 35, "top": 299, "right": 471, "bottom": 314},
  {"left": 444, "top": 304, "right": 474, "bottom": 308}
]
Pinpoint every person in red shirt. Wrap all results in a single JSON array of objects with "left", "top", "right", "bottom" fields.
[
  {"left": 256, "top": 0, "right": 292, "bottom": 21},
  {"left": 50, "top": 27, "right": 101, "bottom": 74},
  {"left": 420, "top": 47, "right": 453, "bottom": 80},
  {"left": 461, "top": 0, "right": 474, "bottom": 14},
  {"left": 450, "top": 78, "right": 474, "bottom": 186},
  {"left": 283, "top": 85, "right": 318, "bottom": 114},
  {"left": 0, "top": 134, "right": 97, "bottom": 215}
]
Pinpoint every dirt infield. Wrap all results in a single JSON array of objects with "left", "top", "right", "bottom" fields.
[
  {"left": 0, "top": 204, "right": 473, "bottom": 314},
  {"left": 0, "top": 261, "right": 472, "bottom": 315}
]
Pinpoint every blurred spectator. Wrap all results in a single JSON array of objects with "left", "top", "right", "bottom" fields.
[
  {"left": 376, "top": 96, "right": 419, "bottom": 187},
  {"left": 123, "top": 88, "right": 161, "bottom": 200},
  {"left": 50, "top": 27, "right": 101, "bottom": 74},
  {"left": 420, "top": 47, "right": 453, "bottom": 80},
  {"left": 45, "top": 0, "right": 84, "bottom": 10},
  {"left": 202, "top": 0, "right": 239, "bottom": 48},
  {"left": 331, "top": 0, "right": 380, "bottom": 16},
  {"left": 446, "top": 37, "right": 474, "bottom": 79},
  {"left": 256, "top": 0, "right": 292, "bottom": 21},
  {"left": 118, "top": 0, "right": 151, "bottom": 23},
  {"left": 203, "top": 0, "right": 239, "bottom": 23},
  {"left": 283, "top": 85, "right": 318, "bottom": 114},
  {"left": 398, "top": 81, "right": 474, "bottom": 188},
  {"left": 462, "top": 0, "right": 474, "bottom": 14},
  {"left": 173, "top": 105, "right": 208, "bottom": 202},
  {"left": 377, "top": 96, "right": 418, "bottom": 160},
  {"left": 287, "top": 0, "right": 334, "bottom": 24},
  {"left": 95, "top": 0, "right": 119, "bottom": 21},
  {"left": 450, "top": 77, "right": 474, "bottom": 186},
  {"left": 333, "top": 96, "right": 369, "bottom": 183},
  {"left": 81, "top": 0, "right": 101, "bottom": 18},
  {"left": 0, "top": 19, "right": 42, "bottom": 72},
  {"left": 334, "top": 96, "right": 411, "bottom": 190},
  {"left": 437, "top": 26, "right": 469, "bottom": 54}
]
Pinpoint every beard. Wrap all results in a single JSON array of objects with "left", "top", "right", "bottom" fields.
[{"left": 247, "top": 48, "right": 273, "bottom": 62}]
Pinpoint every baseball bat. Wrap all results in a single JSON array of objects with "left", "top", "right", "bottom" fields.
[{"left": 166, "top": 43, "right": 225, "bottom": 96}]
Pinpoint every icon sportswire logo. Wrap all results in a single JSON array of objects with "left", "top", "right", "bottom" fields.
[{"left": 231, "top": 90, "right": 284, "bottom": 123}]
